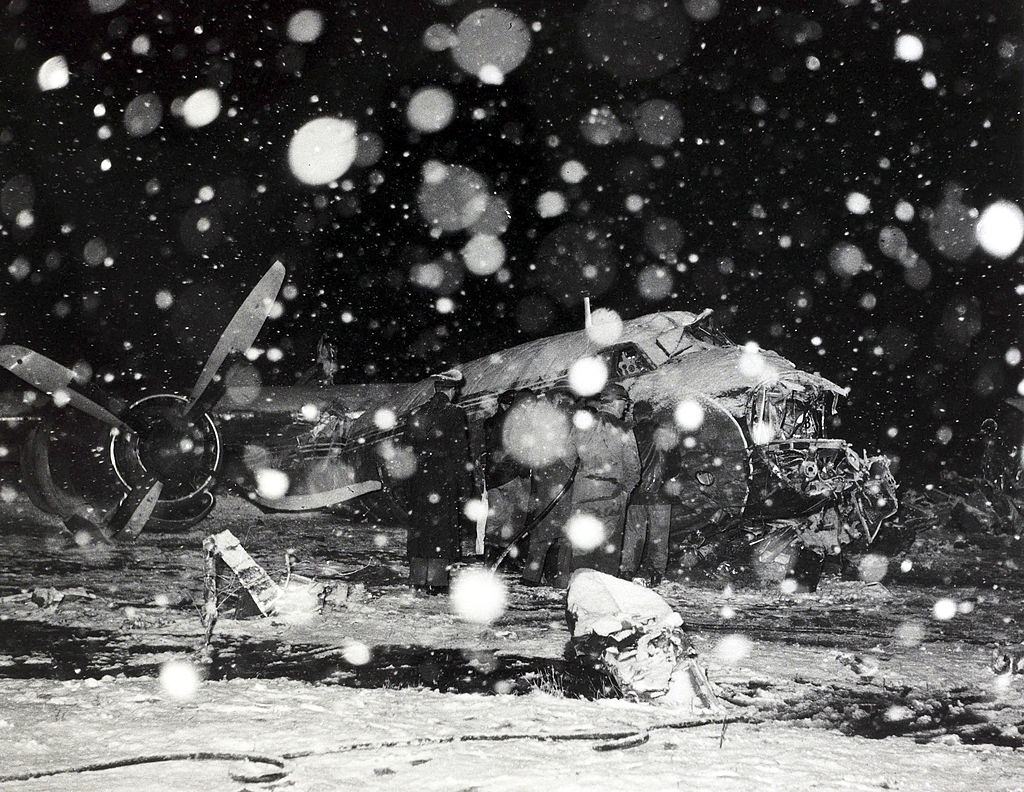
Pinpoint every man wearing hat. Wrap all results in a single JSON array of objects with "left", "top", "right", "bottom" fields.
[
  {"left": 567, "top": 382, "right": 641, "bottom": 576},
  {"left": 405, "top": 369, "right": 473, "bottom": 591},
  {"left": 522, "top": 388, "right": 579, "bottom": 585},
  {"left": 621, "top": 400, "right": 672, "bottom": 587}
]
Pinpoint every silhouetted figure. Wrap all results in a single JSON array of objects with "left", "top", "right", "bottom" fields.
[
  {"left": 484, "top": 389, "right": 535, "bottom": 558},
  {"left": 406, "top": 370, "right": 471, "bottom": 591},
  {"left": 484, "top": 390, "right": 520, "bottom": 488},
  {"left": 522, "top": 389, "right": 578, "bottom": 585},
  {"left": 976, "top": 418, "right": 1011, "bottom": 489},
  {"left": 621, "top": 400, "right": 671, "bottom": 586},
  {"left": 568, "top": 383, "right": 640, "bottom": 576},
  {"left": 296, "top": 332, "right": 339, "bottom": 385},
  {"left": 316, "top": 333, "right": 339, "bottom": 385}
]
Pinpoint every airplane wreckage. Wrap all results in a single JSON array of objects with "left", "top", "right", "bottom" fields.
[{"left": 1, "top": 262, "right": 899, "bottom": 581}]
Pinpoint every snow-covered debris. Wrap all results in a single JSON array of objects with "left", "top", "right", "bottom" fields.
[
  {"left": 565, "top": 569, "right": 720, "bottom": 710},
  {"left": 205, "top": 529, "right": 282, "bottom": 617}
]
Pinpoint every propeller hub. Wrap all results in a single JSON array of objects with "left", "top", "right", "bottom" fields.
[{"left": 110, "top": 393, "right": 221, "bottom": 501}]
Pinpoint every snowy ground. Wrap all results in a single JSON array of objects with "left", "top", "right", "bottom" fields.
[{"left": 2, "top": 493, "right": 1024, "bottom": 791}]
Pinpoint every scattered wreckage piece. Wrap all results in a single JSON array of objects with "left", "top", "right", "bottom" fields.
[
  {"left": 58, "top": 481, "right": 166, "bottom": 547},
  {"left": 736, "top": 374, "right": 900, "bottom": 577},
  {"left": 4, "top": 586, "right": 97, "bottom": 609},
  {"left": 991, "top": 646, "right": 1024, "bottom": 678},
  {"left": 748, "top": 440, "right": 899, "bottom": 581},
  {"left": 672, "top": 437, "right": 900, "bottom": 587},
  {"left": 250, "top": 480, "right": 382, "bottom": 512},
  {"left": 942, "top": 472, "right": 1024, "bottom": 538},
  {"left": 836, "top": 652, "right": 880, "bottom": 680},
  {"left": 318, "top": 581, "right": 370, "bottom": 609},
  {"left": 205, "top": 529, "right": 282, "bottom": 618},
  {"left": 889, "top": 471, "right": 1024, "bottom": 558},
  {"left": 565, "top": 569, "right": 721, "bottom": 710},
  {"left": 202, "top": 530, "right": 357, "bottom": 621}
]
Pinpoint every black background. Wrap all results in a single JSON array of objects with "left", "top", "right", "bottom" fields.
[{"left": 1, "top": 0, "right": 1022, "bottom": 480}]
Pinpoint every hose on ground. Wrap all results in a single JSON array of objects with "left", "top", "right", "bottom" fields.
[{"left": 0, "top": 714, "right": 758, "bottom": 784}]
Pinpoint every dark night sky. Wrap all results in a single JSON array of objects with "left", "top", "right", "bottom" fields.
[{"left": 1, "top": 0, "right": 1022, "bottom": 480}]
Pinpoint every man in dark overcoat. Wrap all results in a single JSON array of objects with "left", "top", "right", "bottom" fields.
[
  {"left": 568, "top": 383, "right": 641, "bottom": 576},
  {"left": 621, "top": 400, "right": 672, "bottom": 586},
  {"left": 405, "top": 369, "right": 472, "bottom": 591},
  {"left": 522, "top": 389, "right": 578, "bottom": 585}
]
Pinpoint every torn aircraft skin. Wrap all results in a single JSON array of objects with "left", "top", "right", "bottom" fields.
[
  {"left": 227, "top": 308, "right": 900, "bottom": 579},
  {"left": 3, "top": 272, "right": 897, "bottom": 577}
]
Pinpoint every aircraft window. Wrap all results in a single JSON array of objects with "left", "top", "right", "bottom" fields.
[{"left": 604, "top": 344, "right": 654, "bottom": 378}]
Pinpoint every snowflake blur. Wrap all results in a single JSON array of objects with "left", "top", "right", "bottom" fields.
[
  {"left": 564, "top": 512, "right": 605, "bottom": 552},
  {"left": 159, "top": 659, "right": 202, "bottom": 701},
  {"left": 449, "top": 568, "right": 508, "bottom": 625}
]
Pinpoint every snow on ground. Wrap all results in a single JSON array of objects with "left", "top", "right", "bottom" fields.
[
  {"left": 2, "top": 493, "right": 1024, "bottom": 790},
  {"left": 3, "top": 679, "right": 1024, "bottom": 792}
]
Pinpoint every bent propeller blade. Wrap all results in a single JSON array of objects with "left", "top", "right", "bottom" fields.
[
  {"left": 185, "top": 261, "right": 286, "bottom": 415},
  {"left": 107, "top": 480, "right": 164, "bottom": 540},
  {"left": 0, "top": 345, "right": 132, "bottom": 432},
  {"left": 250, "top": 480, "right": 382, "bottom": 512}
]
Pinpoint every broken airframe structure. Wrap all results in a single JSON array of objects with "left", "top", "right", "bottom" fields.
[
  {"left": 2, "top": 262, "right": 289, "bottom": 540},
  {"left": 1, "top": 264, "right": 899, "bottom": 579},
  {"left": 253, "top": 308, "right": 899, "bottom": 580}
]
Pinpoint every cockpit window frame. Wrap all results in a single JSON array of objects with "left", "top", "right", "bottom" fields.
[
  {"left": 601, "top": 342, "right": 656, "bottom": 379},
  {"left": 688, "top": 313, "right": 733, "bottom": 347}
]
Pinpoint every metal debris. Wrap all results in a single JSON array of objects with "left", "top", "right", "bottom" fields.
[
  {"left": 566, "top": 569, "right": 721, "bottom": 710},
  {"left": 204, "top": 529, "right": 282, "bottom": 617}
]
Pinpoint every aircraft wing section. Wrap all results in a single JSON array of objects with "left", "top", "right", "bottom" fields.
[{"left": 251, "top": 480, "right": 382, "bottom": 511}]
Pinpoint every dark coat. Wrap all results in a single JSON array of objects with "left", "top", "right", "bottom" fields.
[
  {"left": 405, "top": 392, "right": 472, "bottom": 560},
  {"left": 483, "top": 406, "right": 526, "bottom": 488},
  {"left": 569, "top": 414, "right": 641, "bottom": 506},
  {"left": 567, "top": 413, "right": 641, "bottom": 575},
  {"left": 630, "top": 417, "right": 669, "bottom": 505}
]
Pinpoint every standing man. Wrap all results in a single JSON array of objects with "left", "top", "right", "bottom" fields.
[
  {"left": 316, "top": 333, "right": 339, "bottom": 385},
  {"left": 405, "top": 369, "right": 472, "bottom": 592},
  {"left": 522, "top": 389, "right": 578, "bottom": 585},
  {"left": 568, "top": 383, "right": 641, "bottom": 575},
  {"left": 621, "top": 400, "right": 672, "bottom": 587},
  {"left": 484, "top": 389, "right": 535, "bottom": 560}
]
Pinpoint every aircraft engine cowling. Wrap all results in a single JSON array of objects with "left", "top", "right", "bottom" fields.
[
  {"left": 19, "top": 397, "right": 220, "bottom": 531},
  {"left": 3, "top": 261, "right": 285, "bottom": 538},
  {"left": 643, "top": 395, "right": 751, "bottom": 552}
]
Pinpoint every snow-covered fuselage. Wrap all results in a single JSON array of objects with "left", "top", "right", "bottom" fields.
[{"left": 229, "top": 310, "right": 896, "bottom": 561}]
